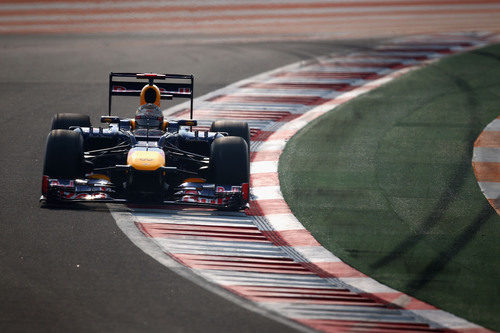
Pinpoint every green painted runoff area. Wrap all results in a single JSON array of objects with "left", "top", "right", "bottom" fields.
[{"left": 279, "top": 44, "right": 500, "bottom": 330}]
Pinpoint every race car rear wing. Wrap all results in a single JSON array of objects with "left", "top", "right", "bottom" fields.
[{"left": 108, "top": 72, "right": 194, "bottom": 118}]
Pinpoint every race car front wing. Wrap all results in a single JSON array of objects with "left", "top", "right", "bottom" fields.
[{"left": 40, "top": 176, "right": 249, "bottom": 210}]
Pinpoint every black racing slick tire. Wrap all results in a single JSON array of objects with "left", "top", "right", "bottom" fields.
[
  {"left": 51, "top": 113, "right": 91, "bottom": 130},
  {"left": 43, "top": 129, "right": 85, "bottom": 179},
  {"left": 210, "top": 120, "right": 251, "bottom": 150},
  {"left": 210, "top": 136, "right": 249, "bottom": 185}
]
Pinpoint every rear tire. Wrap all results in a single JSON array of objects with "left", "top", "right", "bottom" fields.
[
  {"left": 51, "top": 113, "right": 91, "bottom": 130},
  {"left": 210, "top": 136, "right": 249, "bottom": 185},
  {"left": 43, "top": 129, "right": 84, "bottom": 179},
  {"left": 210, "top": 120, "right": 250, "bottom": 150}
]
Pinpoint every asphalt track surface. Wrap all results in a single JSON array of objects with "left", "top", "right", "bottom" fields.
[{"left": 0, "top": 34, "right": 380, "bottom": 332}]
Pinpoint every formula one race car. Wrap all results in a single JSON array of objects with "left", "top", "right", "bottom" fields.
[{"left": 41, "top": 73, "right": 250, "bottom": 210}]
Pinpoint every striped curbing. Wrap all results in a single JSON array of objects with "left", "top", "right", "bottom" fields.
[
  {"left": 2, "top": 1, "right": 500, "bottom": 42},
  {"left": 473, "top": 116, "right": 500, "bottom": 215},
  {"left": 111, "top": 33, "right": 496, "bottom": 332}
]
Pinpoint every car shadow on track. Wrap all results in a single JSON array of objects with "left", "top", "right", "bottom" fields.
[
  {"left": 41, "top": 200, "right": 248, "bottom": 217},
  {"left": 40, "top": 201, "right": 116, "bottom": 213}
]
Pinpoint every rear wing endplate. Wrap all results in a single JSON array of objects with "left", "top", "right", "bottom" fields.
[{"left": 108, "top": 72, "right": 194, "bottom": 118}]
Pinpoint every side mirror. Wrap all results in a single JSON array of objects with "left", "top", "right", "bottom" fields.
[
  {"left": 101, "top": 116, "right": 120, "bottom": 124},
  {"left": 178, "top": 120, "right": 197, "bottom": 126}
]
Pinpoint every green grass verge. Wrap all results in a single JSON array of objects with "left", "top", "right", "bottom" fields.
[{"left": 279, "top": 44, "right": 500, "bottom": 330}]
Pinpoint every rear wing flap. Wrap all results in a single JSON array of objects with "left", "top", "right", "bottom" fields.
[{"left": 108, "top": 72, "right": 194, "bottom": 118}]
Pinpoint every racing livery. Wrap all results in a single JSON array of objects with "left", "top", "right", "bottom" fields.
[{"left": 41, "top": 73, "right": 250, "bottom": 210}]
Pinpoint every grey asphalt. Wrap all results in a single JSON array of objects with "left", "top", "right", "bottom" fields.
[{"left": 0, "top": 34, "right": 378, "bottom": 332}]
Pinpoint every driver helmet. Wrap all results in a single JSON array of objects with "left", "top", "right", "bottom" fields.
[{"left": 135, "top": 103, "right": 163, "bottom": 129}]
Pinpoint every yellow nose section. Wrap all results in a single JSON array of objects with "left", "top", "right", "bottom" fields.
[{"left": 127, "top": 150, "right": 165, "bottom": 171}]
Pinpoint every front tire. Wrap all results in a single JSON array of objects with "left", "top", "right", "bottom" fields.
[
  {"left": 51, "top": 113, "right": 91, "bottom": 130},
  {"left": 43, "top": 129, "right": 84, "bottom": 179},
  {"left": 210, "top": 136, "right": 249, "bottom": 185}
]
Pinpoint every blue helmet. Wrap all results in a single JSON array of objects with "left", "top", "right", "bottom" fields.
[{"left": 135, "top": 103, "right": 163, "bottom": 129}]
